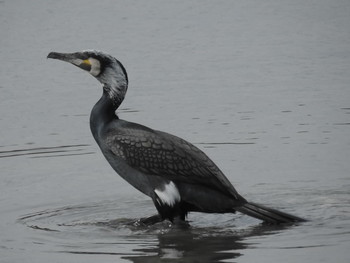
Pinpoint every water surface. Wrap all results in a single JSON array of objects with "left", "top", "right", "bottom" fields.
[{"left": 1, "top": 0, "right": 350, "bottom": 262}]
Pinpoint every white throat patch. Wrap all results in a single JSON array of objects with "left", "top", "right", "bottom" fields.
[
  {"left": 154, "top": 181, "right": 181, "bottom": 207},
  {"left": 88, "top": 57, "right": 101, "bottom": 77}
]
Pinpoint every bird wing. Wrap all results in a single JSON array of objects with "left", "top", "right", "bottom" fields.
[{"left": 103, "top": 120, "right": 240, "bottom": 199}]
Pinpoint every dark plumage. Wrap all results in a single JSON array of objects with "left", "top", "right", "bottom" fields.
[{"left": 47, "top": 50, "right": 305, "bottom": 224}]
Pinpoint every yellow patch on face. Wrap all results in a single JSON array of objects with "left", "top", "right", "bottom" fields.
[{"left": 82, "top": 59, "right": 92, "bottom": 66}]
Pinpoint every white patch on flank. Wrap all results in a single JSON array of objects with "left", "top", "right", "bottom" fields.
[
  {"left": 88, "top": 57, "right": 101, "bottom": 77},
  {"left": 154, "top": 181, "right": 181, "bottom": 207}
]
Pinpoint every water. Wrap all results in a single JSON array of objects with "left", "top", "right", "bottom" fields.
[{"left": 1, "top": 0, "right": 350, "bottom": 262}]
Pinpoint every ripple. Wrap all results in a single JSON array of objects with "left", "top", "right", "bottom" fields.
[
  {"left": 196, "top": 142, "right": 255, "bottom": 145},
  {"left": 17, "top": 201, "right": 294, "bottom": 262},
  {"left": 18, "top": 201, "right": 174, "bottom": 235},
  {"left": 333, "top": 122, "right": 350, "bottom": 125},
  {"left": 0, "top": 144, "right": 94, "bottom": 158},
  {"left": 18, "top": 200, "right": 295, "bottom": 237}
]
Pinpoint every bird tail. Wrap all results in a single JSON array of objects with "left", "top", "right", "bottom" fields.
[{"left": 236, "top": 201, "right": 306, "bottom": 224}]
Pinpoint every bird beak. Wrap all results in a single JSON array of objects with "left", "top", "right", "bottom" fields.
[
  {"left": 47, "top": 51, "right": 92, "bottom": 72},
  {"left": 48, "top": 52, "right": 76, "bottom": 62}
]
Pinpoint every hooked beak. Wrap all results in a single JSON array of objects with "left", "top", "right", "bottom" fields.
[
  {"left": 47, "top": 51, "right": 92, "bottom": 72},
  {"left": 48, "top": 52, "right": 76, "bottom": 61}
]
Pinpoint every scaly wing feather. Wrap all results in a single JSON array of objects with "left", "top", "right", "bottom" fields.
[{"left": 103, "top": 119, "right": 241, "bottom": 199}]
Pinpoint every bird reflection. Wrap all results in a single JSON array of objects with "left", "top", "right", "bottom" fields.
[{"left": 122, "top": 223, "right": 287, "bottom": 263}]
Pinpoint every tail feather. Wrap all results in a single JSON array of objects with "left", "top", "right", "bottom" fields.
[{"left": 236, "top": 202, "right": 306, "bottom": 224}]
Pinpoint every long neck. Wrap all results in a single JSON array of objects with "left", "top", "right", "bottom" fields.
[{"left": 90, "top": 89, "right": 120, "bottom": 141}]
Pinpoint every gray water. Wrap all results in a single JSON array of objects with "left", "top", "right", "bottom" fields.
[{"left": 1, "top": 0, "right": 350, "bottom": 262}]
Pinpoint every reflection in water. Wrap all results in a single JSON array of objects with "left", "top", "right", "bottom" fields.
[
  {"left": 123, "top": 224, "right": 286, "bottom": 263},
  {"left": 124, "top": 231, "right": 243, "bottom": 262}
]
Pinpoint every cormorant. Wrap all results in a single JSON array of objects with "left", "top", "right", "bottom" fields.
[{"left": 47, "top": 50, "right": 305, "bottom": 224}]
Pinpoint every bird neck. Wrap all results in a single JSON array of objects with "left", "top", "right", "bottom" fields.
[{"left": 90, "top": 90, "right": 119, "bottom": 139}]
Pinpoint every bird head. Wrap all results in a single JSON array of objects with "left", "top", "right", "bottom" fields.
[{"left": 47, "top": 50, "right": 128, "bottom": 104}]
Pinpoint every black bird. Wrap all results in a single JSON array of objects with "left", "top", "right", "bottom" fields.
[{"left": 47, "top": 50, "right": 305, "bottom": 224}]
